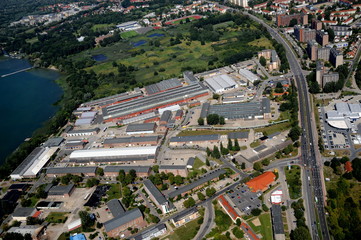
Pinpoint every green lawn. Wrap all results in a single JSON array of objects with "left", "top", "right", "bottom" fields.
[
  {"left": 121, "top": 30, "right": 139, "bottom": 39},
  {"left": 247, "top": 214, "right": 273, "bottom": 240},
  {"left": 164, "top": 218, "right": 200, "bottom": 240},
  {"left": 177, "top": 130, "right": 249, "bottom": 137},
  {"left": 193, "top": 157, "right": 205, "bottom": 169},
  {"left": 91, "top": 23, "right": 115, "bottom": 31},
  {"left": 255, "top": 121, "right": 291, "bottom": 136},
  {"left": 46, "top": 212, "right": 69, "bottom": 223},
  {"left": 285, "top": 165, "right": 302, "bottom": 199},
  {"left": 107, "top": 183, "right": 121, "bottom": 200},
  {"left": 250, "top": 140, "right": 261, "bottom": 148}
]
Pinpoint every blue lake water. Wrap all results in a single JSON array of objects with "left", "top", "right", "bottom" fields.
[
  {"left": 0, "top": 57, "right": 63, "bottom": 164},
  {"left": 133, "top": 40, "right": 147, "bottom": 47},
  {"left": 92, "top": 54, "right": 107, "bottom": 61},
  {"left": 148, "top": 33, "right": 165, "bottom": 38}
]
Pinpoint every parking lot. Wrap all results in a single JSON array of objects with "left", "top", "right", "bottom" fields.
[{"left": 226, "top": 184, "right": 261, "bottom": 215}]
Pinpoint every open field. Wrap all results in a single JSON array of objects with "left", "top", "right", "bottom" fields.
[
  {"left": 163, "top": 218, "right": 201, "bottom": 240},
  {"left": 255, "top": 121, "right": 291, "bottom": 135},
  {"left": 121, "top": 30, "right": 139, "bottom": 39},
  {"left": 91, "top": 23, "right": 115, "bottom": 31},
  {"left": 247, "top": 213, "right": 273, "bottom": 240},
  {"left": 285, "top": 165, "right": 302, "bottom": 199},
  {"left": 46, "top": 212, "right": 69, "bottom": 223},
  {"left": 107, "top": 183, "right": 121, "bottom": 201},
  {"left": 178, "top": 129, "right": 249, "bottom": 137}
]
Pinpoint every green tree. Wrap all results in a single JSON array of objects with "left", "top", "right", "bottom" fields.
[
  {"left": 233, "top": 138, "right": 240, "bottom": 151},
  {"left": 251, "top": 208, "right": 262, "bottom": 216},
  {"left": 174, "top": 175, "right": 184, "bottom": 185},
  {"left": 227, "top": 138, "right": 233, "bottom": 150},
  {"left": 152, "top": 165, "right": 159, "bottom": 173},
  {"left": 96, "top": 168, "right": 104, "bottom": 176},
  {"left": 219, "top": 116, "right": 225, "bottom": 125},
  {"left": 220, "top": 143, "right": 229, "bottom": 155},
  {"left": 206, "top": 158, "right": 210, "bottom": 166},
  {"left": 212, "top": 146, "right": 221, "bottom": 159},
  {"left": 206, "top": 187, "right": 216, "bottom": 197},
  {"left": 253, "top": 162, "right": 262, "bottom": 171},
  {"left": 198, "top": 117, "right": 204, "bottom": 126},
  {"left": 197, "top": 192, "right": 206, "bottom": 201},
  {"left": 118, "top": 170, "right": 126, "bottom": 182},
  {"left": 207, "top": 114, "right": 220, "bottom": 125},
  {"left": 206, "top": 147, "right": 211, "bottom": 156},
  {"left": 290, "top": 226, "right": 312, "bottom": 240},
  {"left": 86, "top": 178, "right": 99, "bottom": 188},
  {"left": 259, "top": 56, "right": 267, "bottom": 67},
  {"left": 232, "top": 227, "right": 244, "bottom": 238},
  {"left": 184, "top": 197, "right": 196, "bottom": 208},
  {"left": 79, "top": 211, "right": 94, "bottom": 231},
  {"left": 241, "top": 162, "right": 246, "bottom": 170}
]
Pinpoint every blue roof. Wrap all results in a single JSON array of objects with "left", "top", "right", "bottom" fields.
[{"left": 70, "top": 233, "right": 86, "bottom": 240}]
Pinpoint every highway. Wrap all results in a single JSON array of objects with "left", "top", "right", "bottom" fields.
[{"left": 243, "top": 12, "right": 330, "bottom": 240}]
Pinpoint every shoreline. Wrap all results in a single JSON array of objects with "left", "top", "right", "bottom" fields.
[{"left": 0, "top": 56, "right": 65, "bottom": 171}]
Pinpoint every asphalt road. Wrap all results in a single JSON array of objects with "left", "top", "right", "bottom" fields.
[
  {"left": 195, "top": 200, "right": 215, "bottom": 239},
  {"left": 242, "top": 11, "right": 330, "bottom": 240}
]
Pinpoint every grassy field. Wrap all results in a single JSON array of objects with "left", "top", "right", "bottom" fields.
[
  {"left": 91, "top": 23, "right": 115, "bottom": 31},
  {"left": 285, "top": 165, "right": 302, "bottom": 199},
  {"left": 250, "top": 140, "right": 261, "bottom": 148},
  {"left": 164, "top": 218, "right": 201, "bottom": 240},
  {"left": 249, "top": 36, "right": 274, "bottom": 49},
  {"left": 247, "top": 214, "right": 273, "bottom": 240},
  {"left": 121, "top": 30, "right": 139, "bottom": 39},
  {"left": 193, "top": 157, "right": 205, "bottom": 169},
  {"left": 107, "top": 183, "right": 121, "bottom": 200},
  {"left": 177, "top": 129, "right": 249, "bottom": 137},
  {"left": 46, "top": 212, "right": 69, "bottom": 223},
  {"left": 255, "top": 121, "right": 291, "bottom": 136}
]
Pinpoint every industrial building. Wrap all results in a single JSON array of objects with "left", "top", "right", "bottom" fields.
[
  {"left": 116, "top": 21, "right": 141, "bottom": 31},
  {"left": 102, "top": 83, "right": 208, "bottom": 122},
  {"left": 238, "top": 69, "right": 259, "bottom": 83},
  {"left": 10, "top": 147, "right": 58, "bottom": 180},
  {"left": 145, "top": 78, "right": 182, "bottom": 95},
  {"left": 46, "top": 167, "right": 97, "bottom": 177},
  {"left": 171, "top": 208, "right": 199, "bottom": 227},
  {"left": 227, "top": 131, "right": 249, "bottom": 142},
  {"left": 7, "top": 225, "right": 45, "bottom": 240},
  {"left": 0, "top": 190, "right": 22, "bottom": 215},
  {"left": 183, "top": 71, "right": 198, "bottom": 84},
  {"left": 66, "top": 128, "right": 100, "bottom": 137},
  {"left": 104, "top": 165, "right": 151, "bottom": 178},
  {"left": 326, "top": 102, "right": 361, "bottom": 129},
  {"left": 12, "top": 207, "right": 37, "bottom": 221},
  {"left": 125, "top": 123, "right": 157, "bottom": 135},
  {"left": 169, "top": 134, "right": 220, "bottom": 148},
  {"left": 104, "top": 208, "right": 146, "bottom": 238},
  {"left": 83, "top": 92, "right": 143, "bottom": 107},
  {"left": 143, "top": 179, "right": 171, "bottom": 214},
  {"left": 200, "top": 98, "right": 271, "bottom": 120},
  {"left": 103, "top": 136, "right": 159, "bottom": 148},
  {"left": 204, "top": 74, "right": 238, "bottom": 93},
  {"left": 68, "top": 146, "right": 158, "bottom": 165},
  {"left": 48, "top": 184, "right": 75, "bottom": 198}
]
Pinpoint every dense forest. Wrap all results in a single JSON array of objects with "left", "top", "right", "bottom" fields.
[{"left": 324, "top": 157, "right": 361, "bottom": 240}]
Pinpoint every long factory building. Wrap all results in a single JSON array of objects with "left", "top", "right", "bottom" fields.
[
  {"left": 68, "top": 146, "right": 158, "bottom": 165},
  {"left": 102, "top": 83, "right": 209, "bottom": 122},
  {"left": 83, "top": 92, "right": 143, "bottom": 107}
]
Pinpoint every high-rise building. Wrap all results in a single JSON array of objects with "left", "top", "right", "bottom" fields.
[
  {"left": 330, "top": 48, "right": 344, "bottom": 67},
  {"left": 276, "top": 13, "right": 308, "bottom": 27},
  {"left": 322, "top": 72, "right": 339, "bottom": 87},
  {"left": 295, "top": 26, "right": 316, "bottom": 42},
  {"left": 311, "top": 19, "right": 322, "bottom": 30},
  {"left": 316, "top": 61, "right": 324, "bottom": 86},
  {"left": 316, "top": 30, "right": 329, "bottom": 46},
  {"left": 230, "top": 0, "right": 248, "bottom": 7},
  {"left": 317, "top": 47, "right": 331, "bottom": 61},
  {"left": 307, "top": 40, "right": 318, "bottom": 61}
]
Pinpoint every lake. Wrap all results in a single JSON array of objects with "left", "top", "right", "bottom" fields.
[{"left": 0, "top": 57, "right": 63, "bottom": 165}]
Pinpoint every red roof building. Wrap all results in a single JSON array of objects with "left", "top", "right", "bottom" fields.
[
  {"left": 246, "top": 171, "right": 276, "bottom": 192},
  {"left": 218, "top": 195, "right": 241, "bottom": 223}
]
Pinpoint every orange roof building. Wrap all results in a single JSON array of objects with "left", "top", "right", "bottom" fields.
[
  {"left": 246, "top": 171, "right": 276, "bottom": 192},
  {"left": 218, "top": 195, "right": 241, "bottom": 223}
]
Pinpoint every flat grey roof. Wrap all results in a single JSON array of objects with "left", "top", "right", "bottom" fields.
[
  {"left": 67, "top": 128, "right": 99, "bottom": 134},
  {"left": 187, "top": 157, "right": 195, "bottom": 166},
  {"left": 183, "top": 71, "right": 198, "bottom": 83},
  {"left": 159, "top": 165, "right": 186, "bottom": 170},
  {"left": 271, "top": 205, "right": 284, "bottom": 234},
  {"left": 12, "top": 207, "right": 36, "bottom": 217},
  {"left": 83, "top": 92, "right": 142, "bottom": 107},
  {"left": 104, "top": 165, "right": 151, "bottom": 173},
  {"left": 143, "top": 179, "right": 168, "bottom": 205},
  {"left": 102, "top": 83, "right": 207, "bottom": 120},
  {"left": 104, "top": 208, "right": 142, "bottom": 232},
  {"left": 126, "top": 123, "right": 156, "bottom": 132},
  {"left": 254, "top": 145, "right": 267, "bottom": 152},
  {"left": 43, "top": 137, "right": 64, "bottom": 147},
  {"left": 46, "top": 167, "right": 97, "bottom": 175},
  {"left": 70, "top": 155, "right": 154, "bottom": 164},
  {"left": 11, "top": 147, "right": 45, "bottom": 175},
  {"left": 48, "top": 184, "right": 74, "bottom": 195},
  {"left": 103, "top": 136, "right": 158, "bottom": 145},
  {"left": 172, "top": 208, "right": 198, "bottom": 222},
  {"left": 170, "top": 134, "right": 219, "bottom": 143},
  {"left": 107, "top": 199, "right": 125, "bottom": 218},
  {"left": 145, "top": 78, "right": 182, "bottom": 95},
  {"left": 168, "top": 168, "right": 226, "bottom": 199},
  {"left": 200, "top": 103, "right": 210, "bottom": 119},
  {"left": 160, "top": 110, "right": 172, "bottom": 123},
  {"left": 202, "top": 98, "right": 270, "bottom": 120},
  {"left": 228, "top": 131, "right": 249, "bottom": 139}
]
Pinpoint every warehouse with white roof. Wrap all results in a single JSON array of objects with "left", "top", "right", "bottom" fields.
[
  {"left": 325, "top": 102, "right": 361, "bottom": 129},
  {"left": 68, "top": 146, "right": 159, "bottom": 165},
  {"left": 204, "top": 74, "right": 238, "bottom": 93},
  {"left": 238, "top": 69, "right": 259, "bottom": 83}
]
